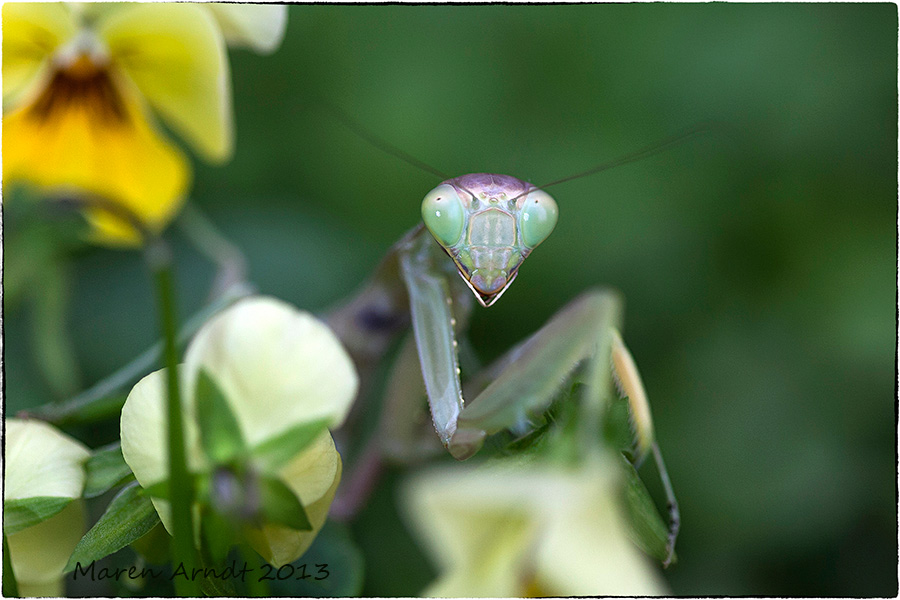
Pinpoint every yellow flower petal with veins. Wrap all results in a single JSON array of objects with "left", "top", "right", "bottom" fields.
[
  {"left": 98, "top": 3, "right": 233, "bottom": 162},
  {"left": 2, "top": 71, "right": 190, "bottom": 245},
  {"left": 1, "top": 3, "right": 74, "bottom": 107}
]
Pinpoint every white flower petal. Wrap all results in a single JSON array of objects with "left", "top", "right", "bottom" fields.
[
  {"left": 205, "top": 4, "right": 288, "bottom": 54},
  {"left": 4, "top": 419, "right": 89, "bottom": 501},
  {"left": 183, "top": 296, "right": 358, "bottom": 447}
]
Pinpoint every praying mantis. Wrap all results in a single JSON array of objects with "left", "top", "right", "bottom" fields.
[{"left": 323, "top": 110, "right": 693, "bottom": 566}]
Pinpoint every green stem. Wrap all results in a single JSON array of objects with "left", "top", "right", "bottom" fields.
[
  {"left": 3, "top": 534, "right": 19, "bottom": 597},
  {"left": 147, "top": 240, "right": 199, "bottom": 597},
  {"left": 240, "top": 545, "right": 268, "bottom": 597}
]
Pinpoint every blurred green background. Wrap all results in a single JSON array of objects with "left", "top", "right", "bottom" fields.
[{"left": 6, "top": 4, "right": 897, "bottom": 596}]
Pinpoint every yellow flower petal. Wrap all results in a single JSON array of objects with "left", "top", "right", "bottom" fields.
[
  {"left": 2, "top": 2, "right": 76, "bottom": 108},
  {"left": 245, "top": 446, "right": 342, "bottom": 567},
  {"left": 98, "top": 3, "right": 233, "bottom": 162},
  {"left": 4, "top": 419, "right": 90, "bottom": 501},
  {"left": 183, "top": 297, "right": 359, "bottom": 446},
  {"left": 205, "top": 4, "right": 288, "bottom": 54},
  {"left": 2, "top": 71, "right": 190, "bottom": 245},
  {"left": 7, "top": 501, "right": 86, "bottom": 597}
]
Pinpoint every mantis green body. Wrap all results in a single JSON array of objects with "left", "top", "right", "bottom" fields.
[{"left": 321, "top": 116, "right": 692, "bottom": 565}]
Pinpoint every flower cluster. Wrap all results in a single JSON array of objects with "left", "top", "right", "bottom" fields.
[
  {"left": 121, "top": 296, "right": 359, "bottom": 566},
  {"left": 3, "top": 2, "right": 286, "bottom": 244}
]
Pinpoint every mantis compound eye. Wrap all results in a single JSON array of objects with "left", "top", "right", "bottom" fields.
[
  {"left": 520, "top": 189, "right": 559, "bottom": 248},
  {"left": 422, "top": 183, "right": 465, "bottom": 247}
]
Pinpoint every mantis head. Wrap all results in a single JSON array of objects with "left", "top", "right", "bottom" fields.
[{"left": 421, "top": 174, "right": 558, "bottom": 307}]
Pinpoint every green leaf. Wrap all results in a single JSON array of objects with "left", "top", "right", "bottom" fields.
[
  {"left": 259, "top": 476, "right": 312, "bottom": 531},
  {"left": 3, "top": 534, "right": 19, "bottom": 597},
  {"left": 4, "top": 496, "right": 72, "bottom": 535},
  {"left": 196, "top": 370, "right": 247, "bottom": 464},
  {"left": 64, "top": 482, "right": 161, "bottom": 573},
  {"left": 620, "top": 455, "right": 676, "bottom": 564},
  {"left": 84, "top": 442, "right": 134, "bottom": 498},
  {"left": 199, "top": 570, "right": 237, "bottom": 597},
  {"left": 251, "top": 418, "right": 330, "bottom": 472}
]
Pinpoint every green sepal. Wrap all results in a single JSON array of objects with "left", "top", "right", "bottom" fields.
[
  {"left": 64, "top": 482, "right": 161, "bottom": 573},
  {"left": 3, "top": 496, "right": 72, "bottom": 535},
  {"left": 84, "top": 442, "right": 135, "bottom": 498},
  {"left": 250, "top": 418, "right": 330, "bottom": 473},
  {"left": 620, "top": 455, "right": 676, "bottom": 564},
  {"left": 196, "top": 370, "right": 247, "bottom": 465},
  {"left": 259, "top": 476, "right": 312, "bottom": 531}
]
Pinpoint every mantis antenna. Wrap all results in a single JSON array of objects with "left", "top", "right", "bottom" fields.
[{"left": 318, "top": 97, "right": 714, "bottom": 193}]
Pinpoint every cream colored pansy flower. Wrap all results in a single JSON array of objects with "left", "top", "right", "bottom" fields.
[
  {"left": 4, "top": 419, "right": 91, "bottom": 597},
  {"left": 120, "top": 296, "right": 358, "bottom": 566},
  {"left": 404, "top": 453, "right": 667, "bottom": 597},
  {"left": 2, "top": 3, "right": 287, "bottom": 245}
]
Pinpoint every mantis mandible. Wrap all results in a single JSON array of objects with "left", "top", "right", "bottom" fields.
[{"left": 323, "top": 109, "right": 693, "bottom": 565}]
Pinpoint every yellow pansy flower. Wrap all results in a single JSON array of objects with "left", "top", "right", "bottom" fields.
[
  {"left": 404, "top": 453, "right": 667, "bottom": 597},
  {"left": 120, "top": 296, "right": 359, "bottom": 566},
  {"left": 2, "top": 3, "right": 287, "bottom": 245},
  {"left": 4, "top": 419, "right": 91, "bottom": 597}
]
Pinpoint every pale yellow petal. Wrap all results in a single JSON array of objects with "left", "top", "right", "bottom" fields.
[
  {"left": 404, "top": 466, "right": 543, "bottom": 597},
  {"left": 98, "top": 3, "right": 232, "bottom": 162},
  {"left": 535, "top": 458, "right": 667, "bottom": 596},
  {"left": 278, "top": 431, "right": 341, "bottom": 506},
  {"left": 184, "top": 297, "right": 359, "bottom": 446},
  {"left": 205, "top": 4, "right": 287, "bottom": 54},
  {"left": 2, "top": 2, "right": 76, "bottom": 108},
  {"left": 120, "top": 368, "right": 205, "bottom": 498},
  {"left": 245, "top": 453, "right": 342, "bottom": 567},
  {"left": 7, "top": 500, "right": 85, "bottom": 597},
  {"left": 2, "top": 73, "right": 189, "bottom": 245},
  {"left": 4, "top": 419, "right": 90, "bottom": 501}
]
